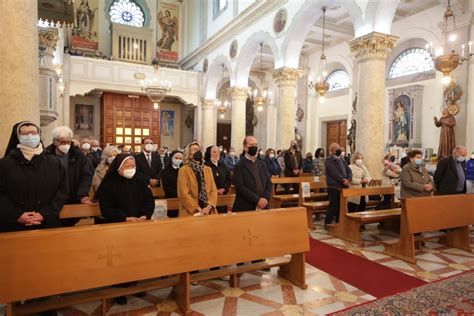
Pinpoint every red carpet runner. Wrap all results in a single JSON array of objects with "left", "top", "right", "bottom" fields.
[{"left": 305, "top": 238, "right": 426, "bottom": 298}]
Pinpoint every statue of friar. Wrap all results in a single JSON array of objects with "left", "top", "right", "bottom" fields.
[{"left": 434, "top": 107, "right": 456, "bottom": 159}]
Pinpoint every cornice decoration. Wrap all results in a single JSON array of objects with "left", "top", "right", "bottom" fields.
[
  {"left": 201, "top": 98, "right": 217, "bottom": 108},
  {"left": 349, "top": 32, "right": 399, "bottom": 61},
  {"left": 38, "top": 27, "right": 59, "bottom": 54},
  {"left": 272, "top": 67, "right": 303, "bottom": 86},
  {"left": 229, "top": 87, "right": 250, "bottom": 99}
]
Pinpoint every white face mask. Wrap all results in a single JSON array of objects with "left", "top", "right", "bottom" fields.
[
  {"left": 172, "top": 159, "right": 182, "bottom": 167},
  {"left": 355, "top": 159, "right": 363, "bottom": 166},
  {"left": 269, "top": 154, "right": 275, "bottom": 159},
  {"left": 107, "top": 156, "right": 115, "bottom": 164},
  {"left": 144, "top": 144, "right": 154, "bottom": 152},
  {"left": 122, "top": 168, "right": 136, "bottom": 179},
  {"left": 229, "top": 151, "right": 235, "bottom": 156},
  {"left": 58, "top": 144, "right": 71, "bottom": 154},
  {"left": 471, "top": 155, "right": 474, "bottom": 160},
  {"left": 82, "top": 143, "right": 91, "bottom": 150}
]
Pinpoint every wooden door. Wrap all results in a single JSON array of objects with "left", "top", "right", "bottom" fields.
[
  {"left": 101, "top": 92, "right": 160, "bottom": 152},
  {"left": 326, "top": 120, "right": 347, "bottom": 153},
  {"left": 217, "top": 123, "right": 231, "bottom": 150}
]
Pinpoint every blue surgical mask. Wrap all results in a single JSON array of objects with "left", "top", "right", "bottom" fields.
[
  {"left": 19, "top": 134, "right": 41, "bottom": 149},
  {"left": 415, "top": 159, "right": 423, "bottom": 166}
]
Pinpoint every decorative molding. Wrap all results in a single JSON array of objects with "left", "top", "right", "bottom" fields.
[
  {"left": 272, "top": 67, "right": 303, "bottom": 86},
  {"left": 180, "top": 0, "right": 287, "bottom": 69},
  {"left": 349, "top": 32, "right": 399, "bottom": 61},
  {"left": 229, "top": 86, "right": 250, "bottom": 99}
]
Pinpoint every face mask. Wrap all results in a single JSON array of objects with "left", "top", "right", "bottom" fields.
[
  {"left": 401, "top": 151, "right": 407, "bottom": 158},
  {"left": 122, "top": 168, "right": 136, "bottom": 179},
  {"left": 92, "top": 146, "right": 99, "bottom": 152},
  {"left": 414, "top": 159, "right": 423, "bottom": 166},
  {"left": 107, "top": 156, "right": 115, "bottom": 164},
  {"left": 259, "top": 151, "right": 265, "bottom": 156},
  {"left": 229, "top": 151, "right": 235, "bottom": 156},
  {"left": 82, "top": 143, "right": 91, "bottom": 150},
  {"left": 456, "top": 156, "right": 466, "bottom": 162},
  {"left": 307, "top": 156, "right": 313, "bottom": 160},
  {"left": 144, "top": 144, "right": 154, "bottom": 152},
  {"left": 292, "top": 144, "right": 297, "bottom": 150},
  {"left": 269, "top": 153, "right": 275, "bottom": 159},
  {"left": 355, "top": 159, "right": 363, "bottom": 166},
  {"left": 58, "top": 144, "right": 71, "bottom": 154},
  {"left": 247, "top": 146, "right": 258, "bottom": 157},
  {"left": 172, "top": 159, "right": 182, "bottom": 167},
  {"left": 335, "top": 149, "right": 342, "bottom": 157},
  {"left": 219, "top": 148, "right": 223, "bottom": 152},
  {"left": 320, "top": 153, "right": 325, "bottom": 158},
  {"left": 389, "top": 156, "right": 396, "bottom": 162},
  {"left": 192, "top": 151, "right": 203, "bottom": 162},
  {"left": 19, "top": 134, "right": 41, "bottom": 149},
  {"left": 341, "top": 152, "right": 346, "bottom": 157},
  {"left": 471, "top": 155, "right": 474, "bottom": 160}
]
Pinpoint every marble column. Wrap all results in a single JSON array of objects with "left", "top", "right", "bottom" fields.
[
  {"left": 201, "top": 98, "right": 217, "bottom": 148},
  {"left": 0, "top": 0, "right": 40, "bottom": 156},
  {"left": 349, "top": 32, "right": 398, "bottom": 179},
  {"left": 229, "top": 87, "right": 250, "bottom": 152},
  {"left": 272, "top": 67, "right": 302, "bottom": 150}
]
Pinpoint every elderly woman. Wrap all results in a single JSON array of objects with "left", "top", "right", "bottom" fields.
[
  {"left": 89, "top": 145, "right": 118, "bottom": 202},
  {"left": 400, "top": 149, "right": 434, "bottom": 198},
  {"left": 205, "top": 146, "right": 232, "bottom": 214},
  {"left": 313, "top": 148, "right": 326, "bottom": 176},
  {"left": 178, "top": 142, "right": 218, "bottom": 217},
  {"left": 348, "top": 153, "right": 371, "bottom": 212}
]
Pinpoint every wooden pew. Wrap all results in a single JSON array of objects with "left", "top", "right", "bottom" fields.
[
  {"left": 384, "top": 194, "right": 474, "bottom": 263},
  {"left": 328, "top": 186, "right": 401, "bottom": 245},
  {"left": 271, "top": 176, "right": 327, "bottom": 208},
  {"left": 298, "top": 181, "right": 329, "bottom": 230},
  {"left": 0, "top": 207, "right": 309, "bottom": 315},
  {"left": 150, "top": 186, "right": 165, "bottom": 198}
]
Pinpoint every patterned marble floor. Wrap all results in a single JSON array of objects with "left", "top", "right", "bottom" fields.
[{"left": 1, "top": 222, "right": 472, "bottom": 315}]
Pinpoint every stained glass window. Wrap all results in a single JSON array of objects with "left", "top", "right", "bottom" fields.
[
  {"left": 109, "top": 0, "right": 145, "bottom": 27},
  {"left": 326, "top": 70, "right": 350, "bottom": 92},
  {"left": 388, "top": 48, "right": 434, "bottom": 79}
]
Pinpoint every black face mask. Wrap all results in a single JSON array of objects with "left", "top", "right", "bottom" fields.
[
  {"left": 192, "top": 151, "right": 203, "bottom": 162},
  {"left": 292, "top": 144, "right": 298, "bottom": 150},
  {"left": 247, "top": 146, "right": 258, "bottom": 157},
  {"left": 389, "top": 156, "right": 396, "bottom": 162},
  {"left": 320, "top": 153, "right": 325, "bottom": 158},
  {"left": 335, "top": 149, "right": 342, "bottom": 157},
  {"left": 307, "top": 156, "right": 313, "bottom": 160}
]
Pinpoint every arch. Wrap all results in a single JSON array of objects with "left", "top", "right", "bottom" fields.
[
  {"left": 282, "top": 0, "right": 363, "bottom": 68},
  {"left": 205, "top": 55, "right": 234, "bottom": 99},
  {"left": 234, "top": 31, "right": 281, "bottom": 87}
]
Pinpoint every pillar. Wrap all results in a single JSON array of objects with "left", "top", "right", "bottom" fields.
[
  {"left": 466, "top": 58, "right": 474, "bottom": 153},
  {"left": 201, "top": 98, "right": 217, "bottom": 148},
  {"left": 0, "top": 0, "right": 40, "bottom": 156},
  {"left": 349, "top": 32, "right": 398, "bottom": 179},
  {"left": 272, "top": 67, "right": 302, "bottom": 150},
  {"left": 229, "top": 87, "right": 249, "bottom": 152}
]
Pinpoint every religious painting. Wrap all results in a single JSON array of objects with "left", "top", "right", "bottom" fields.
[
  {"left": 273, "top": 8, "right": 287, "bottom": 34},
  {"left": 203, "top": 58, "right": 208, "bottom": 73},
  {"left": 72, "top": 0, "right": 99, "bottom": 51},
  {"left": 161, "top": 110, "right": 175, "bottom": 137},
  {"left": 75, "top": 104, "right": 93, "bottom": 132},
  {"left": 391, "top": 95, "right": 411, "bottom": 145},
  {"left": 157, "top": 2, "right": 179, "bottom": 62},
  {"left": 229, "top": 40, "right": 238, "bottom": 60}
]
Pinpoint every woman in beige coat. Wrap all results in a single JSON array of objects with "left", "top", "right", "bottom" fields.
[
  {"left": 178, "top": 142, "right": 218, "bottom": 217},
  {"left": 348, "top": 153, "right": 371, "bottom": 212},
  {"left": 89, "top": 145, "right": 119, "bottom": 202},
  {"left": 400, "top": 149, "right": 434, "bottom": 199}
]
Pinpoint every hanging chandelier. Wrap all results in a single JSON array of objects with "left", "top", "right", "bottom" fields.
[
  {"left": 215, "top": 64, "right": 231, "bottom": 119},
  {"left": 425, "top": 0, "right": 472, "bottom": 85},
  {"left": 141, "top": 59, "right": 171, "bottom": 110},
  {"left": 249, "top": 42, "right": 272, "bottom": 112},
  {"left": 308, "top": 7, "right": 329, "bottom": 103}
]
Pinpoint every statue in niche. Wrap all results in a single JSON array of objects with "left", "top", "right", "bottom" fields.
[
  {"left": 296, "top": 104, "right": 304, "bottom": 122},
  {"left": 347, "top": 119, "right": 356, "bottom": 155},
  {"left": 295, "top": 128, "right": 302, "bottom": 150},
  {"left": 352, "top": 92, "right": 358, "bottom": 115},
  {"left": 392, "top": 95, "right": 410, "bottom": 145},
  {"left": 434, "top": 107, "right": 456, "bottom": 159}
]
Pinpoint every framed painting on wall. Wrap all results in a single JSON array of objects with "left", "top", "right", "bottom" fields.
[
  {"left": 75, "top": 104, "right": 94, "bottom": 132},
  {"left": 161, "top": 110, "right": 174, "bottom": 137}
]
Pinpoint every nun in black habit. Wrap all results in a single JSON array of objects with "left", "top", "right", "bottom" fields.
[
  {"left": 97, "top": 154, "right": 154, "bottom": 223},
  {"left": 0, "top": 121, "right": 67, "bottom": 233}
]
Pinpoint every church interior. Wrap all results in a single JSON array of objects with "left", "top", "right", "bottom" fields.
[{"left": 0, "top": 0, "right": 473, "bottom": 315}]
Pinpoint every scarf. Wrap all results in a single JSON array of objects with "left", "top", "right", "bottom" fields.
[
  {"left": 188, "top": 160, "right": 208, "bottom": 206},
  {"left": 17, "top": 143, "right": 44, "bottom": 161}
]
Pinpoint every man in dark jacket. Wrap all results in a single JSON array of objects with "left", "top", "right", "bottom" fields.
[
  {"left": 135, "top": 137, "right": 163, "bottom": 187},
  {"left": 44, "top": 126, "right": 94, "bottom": 226},
  {"left": 232, "top": 136, "right": 272, "bottom": 212},
  {"left": 325, "top": 143, "right": 352, "bottom": 227},
  {"left": 434, "top": 145, "right": 467, "bottom": 195},
  {"left": 0, "top": 122, "right": 68, "bottom": 233}
]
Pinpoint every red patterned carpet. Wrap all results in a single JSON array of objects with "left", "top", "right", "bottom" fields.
[
  {"left": 329, "top": 270, "right": 474, "bottom": 315},
  {"left": 306, "top": 238, "right": 426, "bottom": 297}
]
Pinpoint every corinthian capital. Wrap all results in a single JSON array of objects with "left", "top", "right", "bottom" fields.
[
  {"left": 272, "top": 67, "right": 303, "bottom": 87},
  {"left": 38, "top": 27, "right": 59, "bottom": 55},
  {"left": 201, "top": 98, "right": 217, "bottom": 109},
  {"left": 349, "top": 32, "right": 398, "bottom": 61},
  {"left": 229, "top": 87, "right": 250, "bottom": 100}
]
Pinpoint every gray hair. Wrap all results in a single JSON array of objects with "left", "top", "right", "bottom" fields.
[
  {"left": 453, "top": 145, "right": 466, "bottom": 154},
  {"left": 51, "top": 126, "right": 73, "bottom": 141},
  {"left": 183, "top": 141, "right": 202, "bottom": 165},
  {"left": 101, "top": 145, "right": 118, "bottom": 161}
]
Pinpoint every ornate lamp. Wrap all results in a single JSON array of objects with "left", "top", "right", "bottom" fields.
[
  {"left": 249, "top": 42, "right": 272, "bottom": 112},
  {"left": 308, "top": 7, "right": 329, "bottom": 103},
  {"left": 141, "top": 59, "right": 171, "bottom": 110}
]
